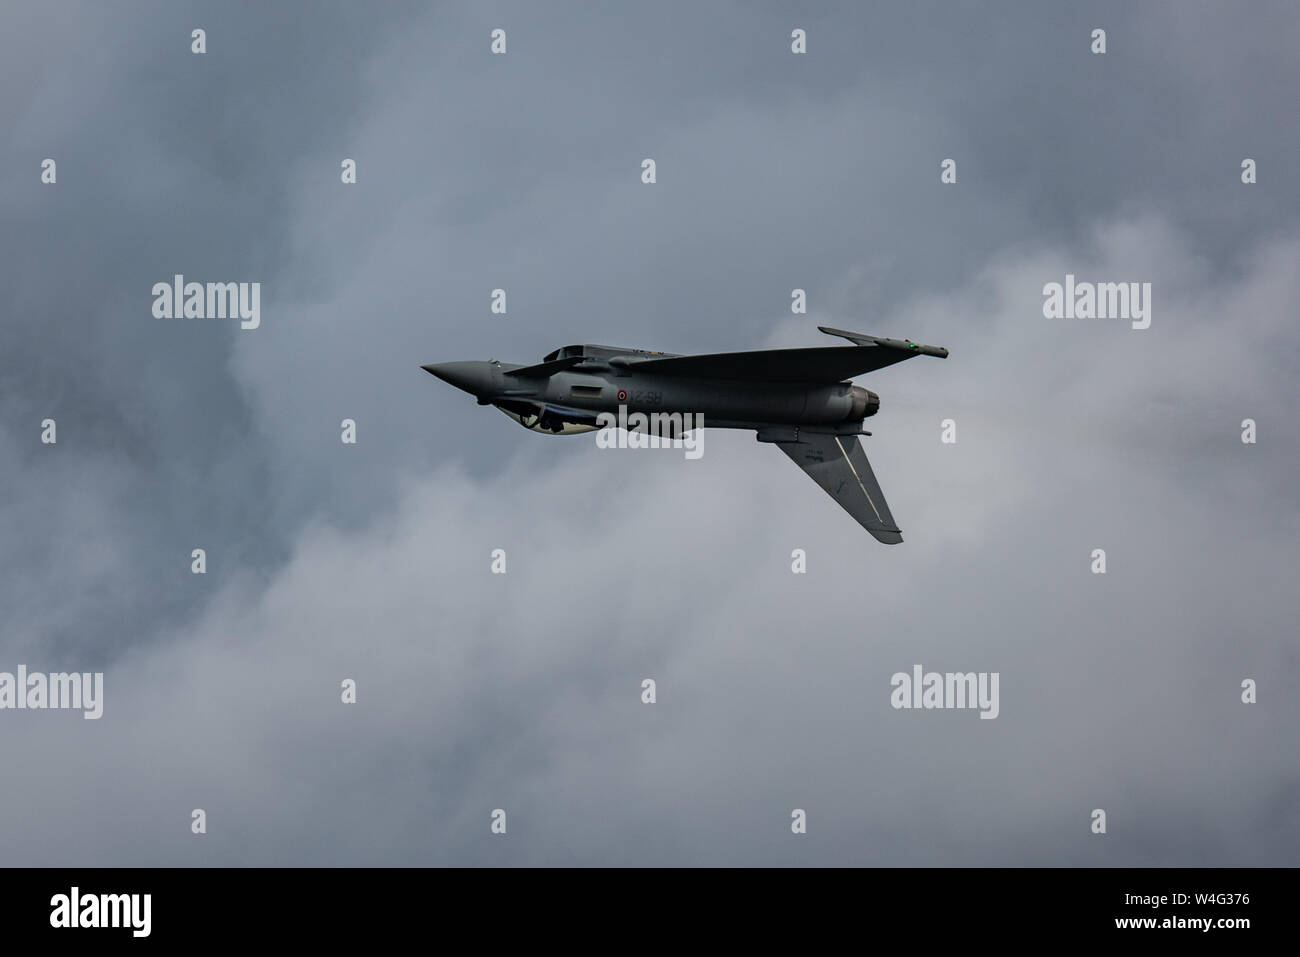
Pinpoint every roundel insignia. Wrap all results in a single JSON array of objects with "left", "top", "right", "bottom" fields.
[{"left": 617, "top": 389, "right": 628, "bottom": 402}]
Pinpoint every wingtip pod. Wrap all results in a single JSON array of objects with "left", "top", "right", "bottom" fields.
[{"left": 818, "top": 325, "right": 948, "bottom": 358}]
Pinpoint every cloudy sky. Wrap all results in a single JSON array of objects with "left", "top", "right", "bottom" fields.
[{"left": 1, "top": 0, "right": 1297, "bottom": 865}]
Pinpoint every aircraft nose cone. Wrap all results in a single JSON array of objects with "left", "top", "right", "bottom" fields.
[{"left": 421, "top": 361, "right": 488, "bottom": 396}]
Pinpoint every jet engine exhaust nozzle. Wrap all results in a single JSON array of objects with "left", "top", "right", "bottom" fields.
[{"left": 850, "top": 386, "right": 880, "bottom": 420}]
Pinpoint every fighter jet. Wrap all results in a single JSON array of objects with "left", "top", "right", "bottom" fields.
[{"left": 422, "top": 326, "right": 948, "bottom": 543}]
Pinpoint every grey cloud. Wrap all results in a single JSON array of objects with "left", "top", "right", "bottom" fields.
[{"left": 1, "top": 1, "right": 1297, "bottom": 865}]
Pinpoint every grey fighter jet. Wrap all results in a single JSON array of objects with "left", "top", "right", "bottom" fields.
[{"left": 422, "top": 326, "right": 948, "bottom": 543}]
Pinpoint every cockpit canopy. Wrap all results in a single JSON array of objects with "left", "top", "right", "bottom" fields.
[
  {"left": 542, "top": 343, "right": 679, "bottom": 362},
  {"left": 542, "top": 345, "right": 585, "bottom": 362}
]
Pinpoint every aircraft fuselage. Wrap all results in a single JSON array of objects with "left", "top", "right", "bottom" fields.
[{"left": 424, "top": 358, "right": 879, "bottom": 434}]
